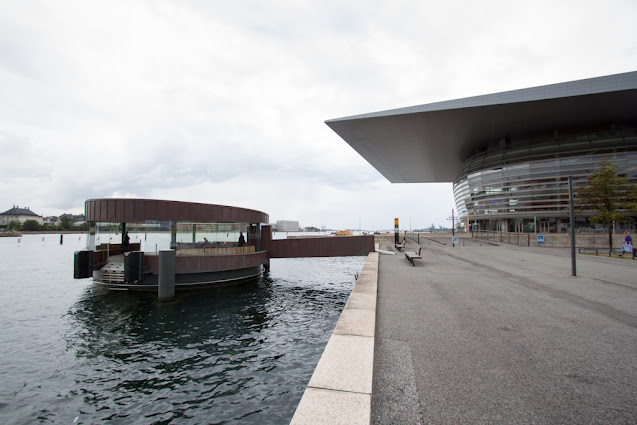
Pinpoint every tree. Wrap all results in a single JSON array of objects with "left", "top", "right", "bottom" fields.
[
  {"left": 59, "top": 215, "right": 72, "bottom": 230},
  {"left": 22, "top": 219, "right": 41, "bottom": 231},
  {"left": 577, "top": 159, "right": 637, "bottom": 256},
  {"left": 8, "top": 220, "right": 21, "bottom": 231}
]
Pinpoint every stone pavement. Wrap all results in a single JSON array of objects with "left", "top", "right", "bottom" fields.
[
  {"left": 291, "top": 253, "right": 378, "bottom": 425},
  {"left": 373, "top": 241, "right": 637, "bottom": 424}
]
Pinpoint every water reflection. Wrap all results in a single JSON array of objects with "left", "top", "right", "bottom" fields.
[
  {"left": 69, "top": 280, "right": 272, "bottom": 357},
  {"left": 61, "top": 257, "right": 361, "bottom": 424},
  {"left": 65, "top": 280, "right": 273, "bottom": 423}
]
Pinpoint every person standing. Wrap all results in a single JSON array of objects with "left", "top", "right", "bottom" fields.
[
  {"left": 238, "top": 232, "right": 245, "bottom": 247},
  {"left": 620, "top": 231, "right": 632, "bottom": 257},
  {"left": 123, "top": 231, "right": 130, "bottom": 252}
]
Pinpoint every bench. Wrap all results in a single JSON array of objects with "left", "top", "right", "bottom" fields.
[
  {"left": 395, "top": 243, "right": 405, "bottom": 251},
  {"left": 405, "top": 247, "right": 422, "bottom": 266}
]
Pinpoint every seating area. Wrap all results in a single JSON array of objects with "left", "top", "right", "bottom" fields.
[
  {"left": 404, "top": 247, "right": 422, "bottom": 266},
  {"left": 95, "top": 242, "right": 141, "bottom": 257}
]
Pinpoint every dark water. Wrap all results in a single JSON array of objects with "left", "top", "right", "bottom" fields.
[{"left": 0, "top": 235, "right": 364, "bottom": 424}]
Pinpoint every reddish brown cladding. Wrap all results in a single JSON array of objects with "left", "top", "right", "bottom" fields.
[
  {"left": 84, "top": 198, "right": 269, "bottom": 224},
  {"left": 261, "top": 224, "right": 273, "bottom": 253},
  {"left": 268, "top": 235, "right": 375, "bottom": 258},
  {"left": 144, "top": 251, "right": 269, "bottom": 274}
]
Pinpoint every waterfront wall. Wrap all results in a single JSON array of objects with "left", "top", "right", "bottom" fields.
[
  {"left": 267, "top": 236, "right": 374, "bottom": 258},
  {"left": 376, "top": 231, "right": 632, "bottom": 249},
  {"left": 291, "top": 252, "right": 378, "bottom": 424},
  {"left": 373, "top": 233, "right": 395, "bottom": 245},
  {"left": 261, "top": 225, "right": 375, "bottom": 258},
  {"left": 473, "top": 232, "right": 630, "bottom": 248}
]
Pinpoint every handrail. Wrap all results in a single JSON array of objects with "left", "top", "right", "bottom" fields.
[{"left": 176, "top": 246, "right": 256, "bottom": 256}]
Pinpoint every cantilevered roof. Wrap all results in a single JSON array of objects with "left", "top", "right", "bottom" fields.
[{"left": 326, "top": 71, "right": 637, "bottom": 183}]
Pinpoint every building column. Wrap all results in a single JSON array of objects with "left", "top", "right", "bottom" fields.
[{"left": 170, "top": 221, "right": 177, "bottom": 250}]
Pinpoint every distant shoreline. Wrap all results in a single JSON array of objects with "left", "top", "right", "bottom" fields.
[
  {"left": 19, "top": 230, "right": 85, "bottom": 235},
  {"left": 0, "top": 232, "right": 22, "bottom": 237}
]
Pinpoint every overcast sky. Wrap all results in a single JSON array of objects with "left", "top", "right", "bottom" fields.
[{"left": 1, "top": 1, "right": 636, "bottom": 230}]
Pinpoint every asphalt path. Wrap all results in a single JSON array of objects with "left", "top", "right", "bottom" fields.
[{"left": 372, "top": 242, "right": 637, "bottom": 424}]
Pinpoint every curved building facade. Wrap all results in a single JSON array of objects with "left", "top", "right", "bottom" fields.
[
  {"left": 326, "top": 71, "right": 637, "bottom": 233},
  {"left": 454, "top": 127, "right": 637, "bottom": 233}
]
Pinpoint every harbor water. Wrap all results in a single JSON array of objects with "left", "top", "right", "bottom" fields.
[{"left": 0, "top": 234, "right": 364, "bottom": 424}]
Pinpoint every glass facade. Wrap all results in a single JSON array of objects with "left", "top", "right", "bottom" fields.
[
  {"left": 454, "top": 128, "right": 637, "bottom": 233},
  {"left": 93, "top": 221, "right": 249, "bottom": 253}
]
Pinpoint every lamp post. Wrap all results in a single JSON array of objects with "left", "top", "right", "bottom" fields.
[
  {"left": 394, "top": 218, "right": 399, "bottom": 245},
  {"left": 568, "top": 176, "right": 577, "bottom": 276}
]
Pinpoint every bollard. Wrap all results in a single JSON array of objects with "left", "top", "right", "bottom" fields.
[
  {"left": 60, "top": 234, "right": 63, "bottom": 245},
  {"left": 158, "top": 250, "right": 176, "bottom": 302}
]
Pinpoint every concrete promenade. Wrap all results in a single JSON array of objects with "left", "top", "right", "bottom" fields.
[{"left": 373, "top": 240, "right": 637, "bottom": 424}]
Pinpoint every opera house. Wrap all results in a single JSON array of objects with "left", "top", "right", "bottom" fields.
[{"left": 327, "top": 71, "right": 637, "bottom": 234}]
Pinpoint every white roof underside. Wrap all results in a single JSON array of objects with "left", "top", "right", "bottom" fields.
[{"left": 326, "top": 71, "right": 637, "bottom": 183}]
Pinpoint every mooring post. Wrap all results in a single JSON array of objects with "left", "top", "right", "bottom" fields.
[{"left": 158, "top": 250, "right": 176, "bottom": 302}]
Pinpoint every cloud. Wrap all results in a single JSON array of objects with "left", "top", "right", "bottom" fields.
[{"left": 1, "top": 0, "right": 636, "bottom": 227}]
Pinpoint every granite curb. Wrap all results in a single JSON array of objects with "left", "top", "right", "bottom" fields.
[{"left": 290, "top": 252, "right": 378, "bottom": 425}]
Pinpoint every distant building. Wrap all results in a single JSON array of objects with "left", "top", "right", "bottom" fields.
[
  {"left": 43, "top": 216, "right": 58, "bottom": 226},
  {"left": 275, "top": 220, "right": 300, "bottom": 232},
  {"left": 0, "top": 206, "right": 43, "bottom": 225},
  {"left": 60, "top": 213, "right": 85, "bottom": 221}
]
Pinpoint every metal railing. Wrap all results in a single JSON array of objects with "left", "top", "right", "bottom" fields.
[
  {"left": 404, "top": 232, "right": 447, "bottom": 246},
  {"left": 578, "top": 247, "right": 635, "bottom": 259},
  {"left": 472, "top": 230, "right": 532, "bottom": 246}
]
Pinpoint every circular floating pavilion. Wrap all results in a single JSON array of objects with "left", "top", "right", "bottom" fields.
[{"left": 76, "top": 198, "right": 270, "bottom": 291}]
